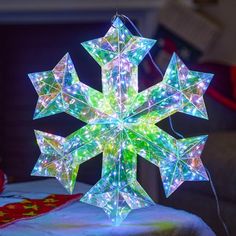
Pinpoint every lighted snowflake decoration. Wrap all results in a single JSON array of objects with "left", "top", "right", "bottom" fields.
[{"left": 29, "top": 17, "right": 213, "bottom": 225}]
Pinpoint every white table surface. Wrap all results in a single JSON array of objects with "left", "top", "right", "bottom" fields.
[{"left": 0, "top": 179, "right": 215, "bottom": 236}]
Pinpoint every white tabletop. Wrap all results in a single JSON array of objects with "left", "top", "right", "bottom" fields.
[{"left": 1, "top": 179, "right": 215, "bottom": 236}]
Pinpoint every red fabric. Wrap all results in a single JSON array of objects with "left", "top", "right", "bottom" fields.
[
  {"left": 191, "top": 63, "right": 236, "bottom": 110},
  {"left": 231, "top": 66, "right": 236, "bottom": 100},
  {"left": 0, "top": 193, "right": 83, "bottom": 228},
  {"left": 0, "top": 170, "right": 7, "bottom": 194},
  {"left": 206, "top": 64, "right": 236, "bottom": 110},
  {"left": 207, "top": 87, "right": 236, "bottom": 110}
]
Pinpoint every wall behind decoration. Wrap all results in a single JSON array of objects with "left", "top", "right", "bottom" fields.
[
  {"left": 201, "top": 0, "right": 236, "bottom": 64},
  {"left": 0, "top": 22, "right": 107, "bottom": 183}
]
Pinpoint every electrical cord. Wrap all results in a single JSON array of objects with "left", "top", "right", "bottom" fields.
[
  {"left": 113, "top": 13, "right": 164, "bottom": 78},
  {"left": 169, "top": 119, "right": 230, "bottom": 236},
  {"left": 114, "top": 13, "right": 231, "bottom": 236},
  {"left": 205, "top": 168, "right": 230, "bottom": 236}
]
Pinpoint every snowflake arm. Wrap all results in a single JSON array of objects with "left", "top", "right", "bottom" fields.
[
  {"left": 29, "top": 53, "right": 113, "bottom": 122},
  {"left": 125, "top": 53, "right": 213, "bottom": 123},
  {"left": 125, "top": 83, "right": 182, "bottom": 124},
  {"left": 32, "top": 124, "right": 115, "bottom": 193},
  {"left": 82, "top": 17, "right": 156, "bottom": 116},
  {"left": 81, "top": 131, "right": 154, "bottom": 225},
  {"left": 126, "top": 124, "right": 178, "bottom": 166},
  {"left": 126, "top": 124, "right": 208, "bottom": 197}
]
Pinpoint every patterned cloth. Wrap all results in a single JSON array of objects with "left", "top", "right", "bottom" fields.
[{"left": 0, "top": 193, "right": 82, "bottom": 228}]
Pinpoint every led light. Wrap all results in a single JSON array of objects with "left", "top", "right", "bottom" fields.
[{"left": 29, "top": 17, "right": 213, "bottom": 225}]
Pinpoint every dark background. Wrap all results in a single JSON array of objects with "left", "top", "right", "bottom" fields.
[{"left": 0, "top": 22, "right": 106, "bottom": 183}]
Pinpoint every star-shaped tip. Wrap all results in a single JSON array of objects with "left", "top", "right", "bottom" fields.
[
  {"left": 160, "top": 134, "right": 208, "bottom": 197},
  {"left": 29, "top": 54, "right": 81, "bottom": 120},
  {"left": 81, "top": 19, "right": 156, "bottom": 66},
  {"left": 32, "top": 130, "right": 79, "bottom": 194},
  {"left": 163, "top": 53, "right": 213, "bottom": 120},
  {"left": 81, "top": 170, "right": 154, "bottom": 225}
]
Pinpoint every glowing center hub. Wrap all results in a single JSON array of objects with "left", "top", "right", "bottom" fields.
[{"left": 117, "top": 120, "right": 126, "bottom": 130}]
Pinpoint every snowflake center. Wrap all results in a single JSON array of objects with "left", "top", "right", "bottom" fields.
[{"left": 113, "top": 119, "right": 127, "bottom": 131}]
